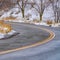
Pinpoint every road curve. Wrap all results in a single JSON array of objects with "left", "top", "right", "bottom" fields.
[
  {"left": 0, "top": 23, "right": 54, "bottom": 55},
  {"left": 0, "top": 23, "right": 59, "bottom": 60}
]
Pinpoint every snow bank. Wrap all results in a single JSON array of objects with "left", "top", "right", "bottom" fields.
[{"left": 0, "top": 30, "right": 16, "bottom": 39}]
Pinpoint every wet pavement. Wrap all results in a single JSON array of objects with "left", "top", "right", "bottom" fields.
[
  {"left": 0, "top": 23, "right": 60, "bottom": 60},
  {"left": 0, "top": 23, "right": 50, "bottom": 52}
]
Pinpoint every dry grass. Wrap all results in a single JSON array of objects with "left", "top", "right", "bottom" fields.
[
  {"left": 46, "top": 20, "right": 52, "bottom": 25},
  {"left": 0, "top": 20, "right": 12, "bottom": 34},
  {"left": 33, "top": 20, "right": 40, "bottom": 23},
  {"left": 2, "top": 16, "right": 16, "bottom": 21}
]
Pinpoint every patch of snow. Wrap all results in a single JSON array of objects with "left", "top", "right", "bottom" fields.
[
  {"left": 8, "top": 30, "right": 16, "bottom": 35},
  {"left": 1, "top": 12, "right": 10, "bottom": 18},
  {"left": 0, "top": 2, "right": 58, "bottom": 26},
  {"left": 34, "top": 22, "right": 49, "bottom": 26},
  {"left": 34, "top": 22, "right": 60, "bottom": 27},
  {"left": 0, "top": 30, "right": 17, "bottom": 39},
  {"left": 26, "top": 8, "right": 39, "bottom": 20},
  {"left": 0, "top": 33, "right": 5, "bottom": 39},
  {"left": 52, "top": 24, "right": 59, "bottom": 27}
]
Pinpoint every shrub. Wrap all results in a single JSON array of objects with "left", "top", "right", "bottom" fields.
[
  {"left": 3, "top": 16, "right": 16, "bottom": 20},
  {"left": 33, "top": 19, "right": 40, "bottom": 23},
  {"left": 0, "top": 21, "right": 12, "bottom": 34},
  {"left": 0, "top": 20, "right": 4, "bottom": 25},
  {"left": 46, "top": 20, "right": 52, "bottom": 25}
]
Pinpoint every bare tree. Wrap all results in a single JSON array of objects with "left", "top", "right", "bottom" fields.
[
  {"left": 0, "top": 0, "right": 16, "bottom": 11},
  {"left": 16, "top": 0, "right": 28, "bottom": 18},
  {"left": 30, "top": 0, "right": 50, "bottom": 22},
  {"left": 0, "top": 0, "right": 17, "bottom": 17},
  {"left": 49, "top": 0, "right": 60, "bottom": 23}
]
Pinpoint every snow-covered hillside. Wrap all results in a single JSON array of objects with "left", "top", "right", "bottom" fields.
[{"left": 0, "top": 4, "right": 55, "bottom": 22}]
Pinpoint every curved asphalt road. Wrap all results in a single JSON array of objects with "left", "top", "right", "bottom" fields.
[
  {"left": 0, "top": 22, "right": 51, "bottom": 52},
  {"left": 0, "top": 23, "right": 60, "bottom": 60}
]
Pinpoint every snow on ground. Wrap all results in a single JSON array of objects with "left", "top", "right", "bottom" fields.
[
  {"left": 0, "top": 4, "right": 53, "bottom": 20},
  {"left": 0, "top": 4, "right": 54, "bottom": 21},
  {"left": 0, "top": 3, "right": 60, "bottom": 27},
  {"left": 0, "top": 30, "right": 16, "bottom": 39},
  {"left": 7, "top": 30, "right": 16, "bottom": 35},
  {"left": 1, "top": 12, "right": 11, "bottom": 18},
  {"left": 0, "top": 33, "right": 5, "bottom": 39},
  {"left": 25, "top": 8, "right": 39, "bottom": 20},
  {"left": 34, "top": 22, "right": 48, "bottom": 26}
]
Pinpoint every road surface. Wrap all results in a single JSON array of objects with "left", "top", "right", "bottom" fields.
[{"left": 0, "top": 23, "right": 60, "bottom": 60}]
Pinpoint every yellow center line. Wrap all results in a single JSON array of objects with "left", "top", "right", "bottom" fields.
[{"left": 0, "top": 27, "right": 55, "bottom": 55}]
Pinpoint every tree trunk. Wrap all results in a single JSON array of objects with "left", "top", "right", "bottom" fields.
[
  {"left": 22, "top": 9, "right": 24, "bottom": 18},
  {"left": 40, "top": 13, "right": 42, "bottom": 22},
  {"left": 56, "top": 11, "right": 59, "bottom": 23},
  {"left": 55, "top": 12, "right": 59, "bottom": 23},
  {"left": 22, "top": 1, "right": 24, "bottom": 18}
]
